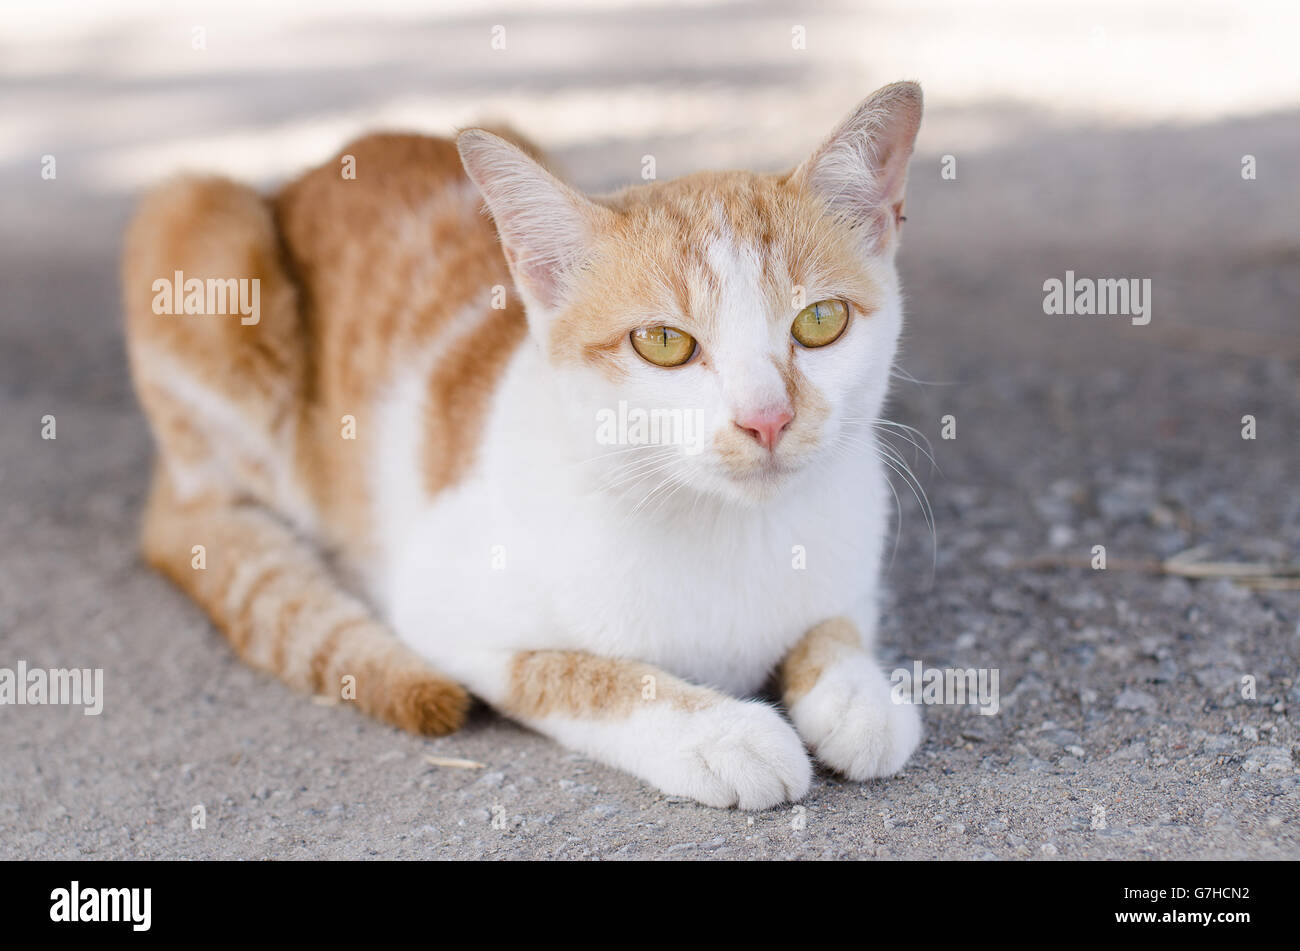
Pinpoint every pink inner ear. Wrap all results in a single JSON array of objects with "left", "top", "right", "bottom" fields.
[
  {"left": 873, "top": 129, "right": 915, "bottom": 204},
  {"left": 856, "top": 207, "right": 896, "bottom": 255},
  {"left": 459, "top": 129, "right": 606, "bottom": 313},
  {"left": 849, "top": 144, "right": 914, "bottom": 252},
  {"left": 500, "top": 240, "right": 568, "bottom": 311}
]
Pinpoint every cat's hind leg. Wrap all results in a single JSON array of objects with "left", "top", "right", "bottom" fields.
[
  {"left": 122, "top": 176, "right": 467, "bottom": 734},
  {"left": 780, "top": 618, "right": 921, "bottom": 779},
  {"left": 141, "top": 469, "right": 468, "bottom": 735}
]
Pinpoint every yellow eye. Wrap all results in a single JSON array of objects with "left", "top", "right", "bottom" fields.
[
  {"left": 791, "top": 299, "right": 850, "bottom": 348},
  {"left": 630, "top": 325, "right": 697, "bottom": 367}
]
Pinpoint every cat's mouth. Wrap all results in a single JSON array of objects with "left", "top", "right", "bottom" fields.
[{"left": 719, "top": 452, "right": 804, "bottom": 490}]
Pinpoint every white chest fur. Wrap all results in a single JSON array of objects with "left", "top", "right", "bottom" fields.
[{"left": 374, "top": 344, "right": 889, "bottom": 697}]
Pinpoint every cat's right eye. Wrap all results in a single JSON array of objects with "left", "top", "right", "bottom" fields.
[{"left": 630, "top": 325, "right": 697, "bottom": 367}]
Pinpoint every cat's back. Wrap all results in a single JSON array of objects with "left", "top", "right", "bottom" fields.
[
  {"left": 274, "top": 133, "right": 514, "bottom": 405},
  {"left": 122, "top": 130, "right": 530, "bottom": 558},
  {"left": 275, "top": 132, "right": 479, "bottom": 280}
]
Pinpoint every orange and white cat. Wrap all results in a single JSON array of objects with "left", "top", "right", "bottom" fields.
[{"left": 122, "top": 82, "right": 924, "bottom": 809}]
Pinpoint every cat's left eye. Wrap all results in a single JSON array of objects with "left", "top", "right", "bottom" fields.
[{"left": 791, "top": 299, "right": 850, "bottom": 348}]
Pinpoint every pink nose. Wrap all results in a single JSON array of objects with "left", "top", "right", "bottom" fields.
[{"left": 734, "top": 406, "right": 794, "bottom": 451}]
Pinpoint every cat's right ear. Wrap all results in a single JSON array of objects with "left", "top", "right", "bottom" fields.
[{"left": 457, "top": 130, "right": 613, "bottom": 315}]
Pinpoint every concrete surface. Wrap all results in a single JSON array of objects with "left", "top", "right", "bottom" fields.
[{"left": 2, "top": 0, "right": 1298, "bottom": 859}]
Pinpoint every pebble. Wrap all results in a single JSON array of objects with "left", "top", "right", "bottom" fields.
[
  {"left": 1115, "top": 689, "right": 1158, "bottom": 713},
  {"left": 1240, "top": 747, "right": 1292, "bottom": 775},
  {"left": 1096, "top": 476, "right": 1157, "bottom": 521},
  {"left": 1109, "top": 741, "right": 1148, "bottom": 761},
  {"left": 1058, "top": 589, "right": 1107, "bottom": 613},
  {"left": 1202, "top": 734, "right": 1235, "bottom": 753},
  {"left": 1193, "top": 666, "right": 1239, "bottom": 691}
]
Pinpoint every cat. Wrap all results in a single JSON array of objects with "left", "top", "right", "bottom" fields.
[{"left": 121, "top": 81, "right": 924, "bottom": 809}]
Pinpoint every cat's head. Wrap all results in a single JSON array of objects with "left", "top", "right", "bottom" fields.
[{"left": 458, "top": 82, "right": 922, "bottom": 506}]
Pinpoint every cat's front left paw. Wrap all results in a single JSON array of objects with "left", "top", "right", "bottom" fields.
[{"left": 787, "top": 657, "right": 921, "bottom": 780}]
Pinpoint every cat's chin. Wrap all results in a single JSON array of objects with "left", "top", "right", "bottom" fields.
[{"left": 705, "top": 460, "right": 803, "bottom": 506}]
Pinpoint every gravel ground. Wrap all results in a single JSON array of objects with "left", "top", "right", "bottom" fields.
[{"left": 2, "top": 2, "right": 1298, "bottom": 860}]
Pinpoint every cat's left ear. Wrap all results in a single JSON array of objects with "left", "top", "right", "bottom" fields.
[
  {"left": 790, "top": 81, "right": 923, "bottom": 255},
  {"left": 457, "top": 129, "right": 613, "bottom": 317}
]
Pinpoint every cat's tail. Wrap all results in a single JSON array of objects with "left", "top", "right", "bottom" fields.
[{"left": 140, "top": 464, "right": 470, "bottom": 735}]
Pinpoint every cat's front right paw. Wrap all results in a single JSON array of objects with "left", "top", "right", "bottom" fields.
[{"left": 650, "top": 699, "right": 812, "bottom": 810}]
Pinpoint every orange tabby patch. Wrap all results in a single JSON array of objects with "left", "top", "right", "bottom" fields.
[
  {"left": 506, "top": 651, "right": 717, "bottom": 719},
  {"left": 780, "top": 617, "right": 862, "bottom": 703}
]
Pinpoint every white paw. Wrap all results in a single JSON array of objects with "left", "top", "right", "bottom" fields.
[
  {"left": 788, "top": 658, "right": 921, "bottom": 780},
  {"left": 650, "top": 700, "right": 812, "bottom": 810}
]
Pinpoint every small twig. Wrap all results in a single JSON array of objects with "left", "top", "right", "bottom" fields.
[
  {"left": 1235, "top": 577, "right": 1300, "bottom": 591},
  {"left": 423, "top": 755, "right": 487, "bottom": 770},
  {"left": 1012, "top": 546, "right": 1300, "bottom": 589}
]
